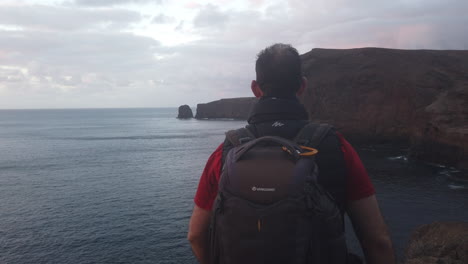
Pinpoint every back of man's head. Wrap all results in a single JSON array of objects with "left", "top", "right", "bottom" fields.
[{"left": 255, "top": 43, "right": 302, "bottom": 98}]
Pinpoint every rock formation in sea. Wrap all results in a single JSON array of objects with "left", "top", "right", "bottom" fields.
[
  {"left": 195, "top": 97, "right": 258, "bottom": 119},
  {"left": 404, "top": 222, "right": 468, "bottom": 264},
  {"left": 177, "top": 105, "right": 193, "bottom": 119},
  {"left": 299, "top": 48, "right": 468, "bottom": 171}
]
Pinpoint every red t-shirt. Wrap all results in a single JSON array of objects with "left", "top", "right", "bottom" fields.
[{"left": 194, "top": 132, "right": 375, "bottom": 211}]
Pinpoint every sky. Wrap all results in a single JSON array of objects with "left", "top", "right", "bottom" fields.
[{"left": 0, "top": 0, "right": 467, "bottom": 109}]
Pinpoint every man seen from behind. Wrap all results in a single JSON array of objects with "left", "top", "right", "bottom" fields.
[{"left": 188, "top": 43, "right": 396, "bottom": 264}]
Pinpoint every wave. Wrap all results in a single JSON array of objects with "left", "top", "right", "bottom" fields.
[
  {"left": 198, "top": 117, "right": 241, "bottom": 121},
  {"left": 448, "top": 184, "right": 466, "bottom": 190},
  {"left": 59, "top": 135, "right": 199, "bottom": 141},
  {"left": 387, "top": 155, "right": 408, "bottom": 162},
  {"left": 437, "top": 168, "right": 468, "bottom": 188}
]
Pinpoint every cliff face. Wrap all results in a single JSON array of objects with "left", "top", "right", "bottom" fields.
[
  {"left": 191, "top": 48, "right": 467, "bottom": 170},
  {"left": 195, "top": 97, "right": 257, "bottom": 119},
  {"left": 299, "top": 48, "right": 468, "bottom": 169}
]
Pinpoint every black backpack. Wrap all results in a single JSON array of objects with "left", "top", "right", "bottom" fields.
[{"left": 209, "top": 123, "right": 348, "bottom": 264}]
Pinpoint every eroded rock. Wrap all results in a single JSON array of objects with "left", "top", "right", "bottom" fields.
[
  {"left": 404, "top": 222, "right": 468, "bottom": 264},
  {"left": 177, "top": 105, "right": 193, "bottom": 119}
]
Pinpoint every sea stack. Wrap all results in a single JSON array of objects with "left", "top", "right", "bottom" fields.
[{"left": 177, "top": 105, "right": 193, "bottom": 119}]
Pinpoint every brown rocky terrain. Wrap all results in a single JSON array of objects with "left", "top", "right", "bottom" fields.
[
  {"left": 404, "top": 222, "right": 468, "bottom": 264},
  {"left": 301, "top": 48, "right": 468, "bottom": 171}
]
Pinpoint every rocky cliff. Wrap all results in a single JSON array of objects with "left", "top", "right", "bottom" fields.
[
  {"left": 195, "top": 97, "right": 258, "bottom": 119},
  {"left": 404, "top": 222, "right": 468, "bottom": 264},
  {"left": 190, "top": 48, "right": 467, "bottom": 170},
  {"left": 299, "top": 48, "right": 468, "bottom": 170}
]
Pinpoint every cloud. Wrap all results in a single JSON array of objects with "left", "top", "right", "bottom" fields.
[
  {"left": 187, "top": 0, "right": 468, "bottom": 51},
  {"left": 152, "top": 13, "right": 175, "bottom": 24},
  {"left": 74, "top": 0, "right": 162, "bottom": 7},
  {"left": 185, "top": 1, "right": 202, "bottom": 9},
  {"left": 1, "top": 0, "right": 468, "bottom": 109},
  {"left": 0, "top": 26, "right": 167, "bottom": 108},
  {"left": 174, "top": 20, "right": 184, "bottom": 31},
  {"left": 0, "top": 4, "right": 141, "bottom": 31},
  {"left": 193, "top": 4, "right": 230, "bottom": 29},
  {"left": 248, "top": 0, "right": 265, "bottom": 8},
  {"left": 0, "top": 66, "right": 26, "bottom": 83}
]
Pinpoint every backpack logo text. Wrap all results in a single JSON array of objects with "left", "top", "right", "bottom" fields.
[{"left": 251, "top": 186, "right": 276, "bottom": 192}]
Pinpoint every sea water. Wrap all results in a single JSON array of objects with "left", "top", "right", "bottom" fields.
[{"left": 0, "top": 108, "right": 467, "bottom": 263}]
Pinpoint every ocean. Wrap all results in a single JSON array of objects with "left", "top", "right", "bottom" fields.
[{"left": 0, "top": 108, "right": 467, "bottom": 263}]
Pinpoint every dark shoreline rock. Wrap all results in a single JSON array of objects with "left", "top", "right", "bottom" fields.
[
  {"left": 404, "top": 222, "right": 468, "bottom": 264},
  {"left": 177, "top": 105, "right": 193, "bottom": 119}
]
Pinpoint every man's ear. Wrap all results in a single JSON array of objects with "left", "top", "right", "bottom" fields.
[
  {"left": 251, "top": 80, "right": 263, "bottom": 98},
  {"left": 296, "top": 77, "right": 307, "bottom": 96}
]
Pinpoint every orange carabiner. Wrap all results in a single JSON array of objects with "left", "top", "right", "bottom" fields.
[{"left": 299, "top": 146, "right": 318, "bottom": 156}]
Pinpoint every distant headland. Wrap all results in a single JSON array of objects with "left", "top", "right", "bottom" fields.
[
  {"left": 178, "top": 47, "right": 468, "bottom": 172},
  {"left": 194, "top": 97, "right": 257, "bottom": 120}
]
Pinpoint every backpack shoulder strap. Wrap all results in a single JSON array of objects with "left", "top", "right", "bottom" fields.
[
  {"left": 294, "top": 123, "right": 333, "bottom": 148},
  {"left": 222, "top": 126, "right": 256, "bottom": 165},
  {"left": 225, "top": 127, "right": 256, "bottom": 147},
  {"left": 296, "top": 123, "right": 348, "bottom": 214}
]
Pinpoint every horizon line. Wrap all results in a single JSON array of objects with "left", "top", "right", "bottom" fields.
[{"left": 0, "top": 106, "right": 188, "bottom": 111}]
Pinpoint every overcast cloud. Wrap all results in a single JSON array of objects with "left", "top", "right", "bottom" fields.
[
  {"left": 74, "top": 0, "right": 162, "bottom": 7},
  {"left": 1, "top": 0, "right": 467, "bottom": 109}
]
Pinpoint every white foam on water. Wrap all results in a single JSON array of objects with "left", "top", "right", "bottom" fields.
[
  {"left": 387, "top": 155, "right": 408, "bottom": 162},
  {"left": 448, "top": 184, "right": 466, "bottom": 190}
]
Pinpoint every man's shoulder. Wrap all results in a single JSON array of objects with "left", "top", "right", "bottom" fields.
[{"left": 206, "top": 143, "right": 225, "bottom": 164}]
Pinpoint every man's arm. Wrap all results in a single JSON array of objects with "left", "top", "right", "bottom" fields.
[
  {"left": 188, "top": 143, "right": 223, "bottom": 263},
  {"left": 188, "top": 205, "right": 211, "bottom": 264},
  {"left": 347, "top": 195, "right": 396, "bottom": 264}
]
